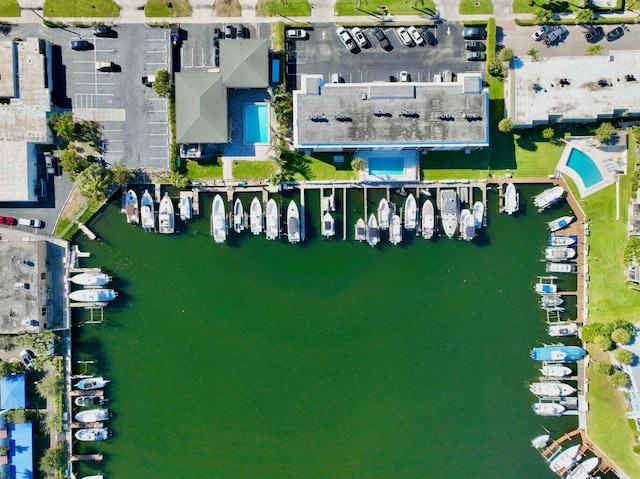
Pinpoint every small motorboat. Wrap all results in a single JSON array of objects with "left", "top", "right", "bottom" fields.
[
  {"left": 549, "top": 444, "right": 581, "bottom": 473},
  {"left": 124, "top": 189, "right": 139, "bottom": 225},
  {"left": 534, "top": 185, "right": 565, "bottom": 210},
  {"left": 322, "top": 212, "right": 335, "bottom": 237},
  {"left": 75, "top": 427, "right": 109, "bottom": 441},
  {"left": 540, "top": 294, "right": 564, "bottom": 309},
  {"left": 367, "top": 214, "right": 379, "bottom": 247},
  {"left": 549, "top": 235, "right": 577, "bottom": 247},
  {"left": 75, "top": 377, "right": 109, "bottom": 390},
  {"left": 440, "top": 189, "right": 459, "bottom": 239},
  {"left": 421, "top": 199, "right": 435, "bottom": 239},
  {"left": 460, "top": 208, "right": 475, "bottom": 241},
  {"left": 390, "top": 214, "right": 402, "bottom": 245},
  {"left": 82, "top": 475, "right": 105, "bottom": 479},
  {"left": 546, "top": 262, "right": 577, "bottom": 274},
  {"left": 530, "top": 345, "right": 586, "bottom": 362},
  {"left": 212, "top": 194, "right": 227, "bottom": 244},
  {"left": 354, "top": 218, "right": 366, "bottom": 242},
  {"left": 377, "top": 198, "right": 390, "bottom": 230},
  {"left": 287, "top": 200, "right": 301, "bottom": 244},
  {"left": 548, "top": 215, "right": 575, "bottom": 232},
  {"left": 266, "top": 198, "right": 279, "bottom": 240},
  {"left": 141, "top": 190, "right": 155, "bottom": 231},
  {"left": 566, "top": 457, "right": 600, "bottom": 479},
  {"left": 74, "top": 395, "right": 105, "bottom": 407},
  {"left": 69, "top": 289, "right": 117, "bottom": 302},
  {"left": 535, "top": 283, "right": 557, "bottom": 294},
  {"left": 233, "top": 197, "right": 244, "bottom": 233},
  {"left": 545, "top": 247, "right": 576, "bottom": 262},
  {"left": 504, "top": 183, "right": 519, "bottom": 215},
  {"left": 548, "top": 322, "right": 579, "bottom": 337},
  {"left": 540, "top": 364, "right": 573, "bottom": 377},
  {"left": 71, "top": 272, "right": 111, "bottom": 287},
  {"left": 404, "top": 193, "right": 417, "bottom": 230},
  {"left": 250, "top": 197, "right": 263, "bottom": 235},
  {"left": 179, "top": 195, "right": 192, "bottom": 222},
  {"left": 529, "top": 381, "right": 576, "bottom": 397},
  {"left": 473, "top": 201, "right": 484, "bottom": 229},
  {"left": 158, "top": 193, "right": 175, "bottom": 234},
  {"left": 531, "top": 434, "right": 550, "bottom": 449},
  {"left": 75, "top": 408, "right": 110, "bottom": 423},
  {"left": 532, "top": 402, "right": 566, "bottom": 416}
]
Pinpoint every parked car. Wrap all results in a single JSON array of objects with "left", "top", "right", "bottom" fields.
[
  {"left": 92, "top": 25, "right": 112, "bottom": 37},
  {"left": 96, "top": 61, "right": 115, "bottom": 72},
  {"left": 545, "top": 25, "right": 568, "bottom": 44},
  {"left": 214, "top": 27, "right": 221, "bottom": 39},
  {"left": 336, "top": 26, "right": 356, "bottom": 52},
  {"left": 286, "top": 29, "right": 308, "bottom": 40},
  {"left": 399, "top": 71, "right": 410, "bottom": 82},
  {"left": 350, "top": 27, "right": 369, "bottom": 48},
  {"left": 465, "top": 41, "right": 485, "bottom": 51},
  {"left": 237, "top": 24, "right": 245, "bottom": 39},
  {"left": 18, "top": 218, "right": 43, "bottom": 228},
  {"left": 466, "top": 51, "right": 486, "bottom": 61},
  {"left": 462, "top": 27, "right": 486, "bottom": 40},
  {"left": 372, "top": 27, "right": 391, "bottom": 49},
  {"left": 330, "top": 73, "right": 344, "bottom": 83},
  {"left": 44, "top": 153, "right": 56, "bottom": 175},
  {"left": 584, "top": 25, "right": 604, "bottom": 42},
  {"left": 396, "top": 27, "right": 414, "bottom": 46},
  {"left": 407, "top": 26, "right": 424, "bottom": 46},
  {"left": 70, "top": 39, "right": 91, "bottom": 51},
  {"left": 606, "top": 26, "right": 624, "bottom": 41},
  {"left": 225, "top": 25, "right": 236, "bottom": 39},
  {"left": 0, "top": 216, "right": 16, "bottom": 226},
  {"left": 419, "top": 26, "right": 437, "bottom": 46},
  {"left": 531, "top": 25, "right": 551, "bottom": 41},
  {"left": 20, "top": 350, "right": 35, "bottom": 372}
]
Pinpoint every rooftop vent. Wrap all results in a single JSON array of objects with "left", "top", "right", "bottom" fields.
[
  {"left": 625, "top": 74, "right": 636, "bottom": 82},
  {"left": 464, "top": 114, "right": 482, "bottom": 122},
  {"left": 438, "top": 114, "right": 455, "bottom": 121},
  {"left": 310, "top": 115, "right": 329, "bottom": 123},
  {"left": 373, "top": 111, "right": 392, "bottom": 118},
  {"left": 335, "top": 115, "right": 352, "bottom": 122}
]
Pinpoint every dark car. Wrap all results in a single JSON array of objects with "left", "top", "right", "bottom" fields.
[
  {"left": 20, "top": 350, "right": 35, "bottom": 372},
  {"left": 465, "top": 40, "right": 485, "bottom": 51},
  {"left": 237, "top": 24, "right": 245, "bottom": 39},
  {"left": 466, "top": 51, "right": 486, "bottom": 61},
  {"left": 70, "top": 39, "right": 91, "bottom": 51},
  {"left": 92, "top": 25, "right": 112, "bottom": 37},
  {"left": 225, "top": 25, "right": 236, "bottom": 39},
  {"left": 419, "top": 26, "right": 437, "bottom": 46},
  {"left": 0, "top": 216, "right": 16, "bottom": 226},
  {"left": 214, "top": 27, "right": 221, "bottom": 39},
  {"left": 372, "top": 27, "right": 390, "bottom": 49},
  {"left": 606, "top": 26, "right": 624, "bottom": 41},
  {"left": 584, "top": 25, "right": 603, "bottom": 43},
  {"left": 462, "top": 27, "right": 486, "bottom": 40}
]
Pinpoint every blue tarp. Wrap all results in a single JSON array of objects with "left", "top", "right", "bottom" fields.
[
  {"left": 0, "top": 375, "right": 25, "bottom": 410},
  {"left": 8, "top": 422, "right": 33, "bottom": 479}
]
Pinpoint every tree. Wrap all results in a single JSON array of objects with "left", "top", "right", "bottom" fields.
[
  {"left": 575, "top": 8, "right": 593, "bottom": 24},
  {"left": 36, "top": 374, "right": 63, "bottom": 398},
  {"left": 609, "top": 370, "right": 630, "bottom": 388},
  {"left": 41, "top": 411, "right": 63, "bottom": 435},
  {"left": 59, "top": 147, "right": 90, "bottom": 180},
  {"left": 6, "top": 409, "right": 26, "bottom": 424},
  {"left": 593, "top": 360, "right": 614, "bottom": 375},
  {"left": 498, "top": 47, "right": 514, "bottom": 64},
  {"left": 487, "top": 58, "right": 505, "bottom": 78},
  {"left": 39, "top": 443, "right": 64, "bottom": 476},
  {"left": 167, "top": 170, "right": 189, "bottom": 188},
  {"left": 586, "top": 44, "right": 604, "bottom": 56},
  {"left": 614, "top": 348, "right": 634, "bottom": 365},
  {"left": 594, "top": 334, "right": 613, "bottom": 351},
  {"left": 0, "top": 361, "right": 10, "bottom": 378},
  {"left": 498, "top": 118, "right": 513, "bottom": 133},
  {"left": 542, "top": 127, "right": 555, "bottom": 140},
  {"left": 612, "top": 328, "right": 633, "bottom": 345},
  {"left": 153, "top": 69, "right": 173, "bottom": 98},
  {"left": 351, "top": 157, "right": 366, "bottom": 172},
  {"left": 110, "top": 161, "right": 132, "bottom": 186},
  {"left": 594, "top": 122, "right": 616, "bottom": 143},
  {"left": 533, "top": 7, "right": 552, "bottom": 24},
  {"left": 75, "top": 163, "right": 111, "bottom": 201},
  {"left": 526, "top": 48, "right": 538, "bottom": 61},
  {"left": 49, "top": 111, "right": 75, "bottom": 143}
]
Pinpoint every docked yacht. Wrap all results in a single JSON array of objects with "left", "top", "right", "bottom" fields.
[
  {"left": 549, "top": 444, "right": 581, "bottom": 473},
  {"left": 440, "top": 189, "right": 459, "bottom": 239},
  {"left": 532, "top": 401, "right": 566, "bottom": 416},
  {"left": 266, "top": 199, "right": 279, "bottom": 240},
  {"left": 377, "top": 198, "right": 390, "bottom": 230},
  {"left": 546, "top": 262, "right": 577, "bottom": 274},
  {"left": 250, "top": 197, "right": 263, "bottom": 235},
  {"left": 530, "top": 345, "right": 586, "bottom": 362},
  {"left": 141, "top": 190, "right": 155, "bottom": 231},
  {"left": 545, "top": 247, "right": 576, "bottom": 262},
  {"left": 529, "top": 381, "right": 576, "bottom": 397},
  {"left": 460, "top": 208, "right": 475, "bottom": 241},
  {"left": 212, "top": 194, "right": 227, "bottom": 243},
  {"left": 367, "top": 214, "right": 379, "bottom": 247},
  {"left": 69, "top": 289, "right": 117, "bottom": 302},
  {"left": 549, "top": 235, "right": 577, "bottom": 247},
  {"left": 473, "top": 201, "right": 484, "bottom": 229},
  {"left": 75, "top": 408, "right": 110, "bottom": 423},
  {"left": 233, "top": 198, "right": 244, "bottom": 233},
  {"left": 390, "top": 215, "right": 402, "bottom": 245},
  {"left": 566, "top": 457, "right": 600, "bottom": 479},
  {"left": 534, "top": 186, "right": 565, "bottom": 210},
  {"left": 540, "top": 364, "right": 573, "bottom": 377},
  {"left": 540, "top": 294, "right": 564, "bottom": 309},
  {"left": 404, "top": 193, "right": 417, "bottom": 230},
  {"left": 75, "top": 377, "right": 109, "bottom": 390},
  {"left": 124, "top": 190, "right": 139, "bottom": 225},
  {"left": 421, "top": 199, "right": 435, "bottom": 239},
  {"left": 354, "top": 218, "right": 366, "bottom": 242},
  {"left": 548, "top": 215, "right": 575, "bottom": 232},
  {"left": 504, "top": 183, "right": 519, "bottom": 215},
  {"left": 531, "top": 434, "right": 550, "bottom": 449},
  {"left": 287, "top": 200, "right": 301, "bottom": 244},
  {"left": 158, "top": 193, "right": 175, "bottom": 234},
  {"left": 322, "top": 212, "right": 335, "bottom": 237},
  {"left": 75, "top": 427, "right": 109, "bottom": 442},
  {"left": 71, "top": 272, "right": 111, "bottom": 287},
  {"left": 548, "top": 322, "right": 579, "bottom": 337},
  {"left": 179, "top": 195, "right": 192, "bottom": 222},
  {"left": 75, "top": 395, "right": 104, "bottom": 407}
]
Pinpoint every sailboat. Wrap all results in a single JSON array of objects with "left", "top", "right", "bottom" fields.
[{"left": 250, "top": 197, "right": 263, "bottom": 235}]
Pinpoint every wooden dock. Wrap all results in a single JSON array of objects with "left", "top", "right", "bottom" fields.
[
  {"left": 71, "top": 454, "right": 103, "bottom": 462},
  {"left": 71, "top": 422, "right": 104, "bottom": 429},
  {"left": 70, "top": 389, "right": 104, "bottom": 397},
  {"left": 76, "top": 222, "right": 97, "bottom": 240}
]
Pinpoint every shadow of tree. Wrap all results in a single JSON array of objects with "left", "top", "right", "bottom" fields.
[{"left": 281, "top": 151, "right": 312, "bottom": 180}]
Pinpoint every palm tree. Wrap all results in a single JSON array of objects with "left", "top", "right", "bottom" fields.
[
  {"left": 533, "top": 7, "right": 552, "bottom": 24},
  {"left": 575, "top": 8, "right": 593, "bottom": 24}
]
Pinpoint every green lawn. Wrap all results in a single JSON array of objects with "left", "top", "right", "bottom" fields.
[
  {"left": 232, "top": 160, "right": 275, "bottom": 179},
  {"left": 145, "top": 0, "right": 192, "bottom": 17},
  {"left": 214, "top": 0, "right": 241, "bottom": 16},
  {"left": 0, "top": 0, "right": 21, "bottom": 17},
  {"left": 186, "top": 159, "right": 223, "bottom": 179},
  {"left": 256, "top": 0, "right": 311, "bottom": 17},
  {"left": 300, "top": 154, "right": 357, "bottom": 181},
  {"left": 334, "top": 0, "right": 435, "bottom": 16},
  {"left": 459, "top": 0, "right": 493, "bottom": 15},
  {"left": 512, "top": 0, "right": 605, "bottom": 14},
  {"left": 43, "top": 0, "right": 120, "bottom": 17}
]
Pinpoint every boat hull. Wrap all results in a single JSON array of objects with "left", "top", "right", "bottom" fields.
[
  {"left": 71, "top": 272, "right": 111, "bottom": 287},
  {"left": 266, "top": 199, "right": 279, "bottom": 240},
  {"left": 250, "top": 197, "right": 263, "bottom": 235},
  {"left": 504, "top": 183, "right": 519, "bottom": 215},
  {"left": 390, "top": 215, "right": 402, "bottom": 245},
  {"left": 530, "top": 346, "right": 586, "bottom": 362},
  {"left": 287, "top": 201, "right": 301, "bottom": 243},
  {"left": 75, "top": 427, "right": 109, "bottom": 441},
  {"left": 440, "top": 190, "right": 459, "bottom": 239},
  {"left": 534, "top": 186, "right": 565, "bottom": 210},
  {"left": 212, "top": 194, "right": 227, "bottom": 243},
  {"left": 322, "top": 212, "right": 335, "bottom": 237},
  {"left": 367, "top": 214, "right": 379, "bottom": 247},
  {"left": 75, "top": 377, "right": 109, "bottom": 390},
  {"left": 179, "top": 196, "right": 192, "bottom": 222},
  {"left": 404, "top": 194, "right": 417, "bottom": 230},
  {"left": 473, "top": 201, "right": 484, "bottom": 229},
  {"left": 158, "top": 194, "right": 175, "bottom": 234},
  {"left": 377, "top": 198, "right": 390, "bottom": 230},
  {"left": 125, "top": 190, "right": 140, "bottom": 224},
  {"left": 421, "top": 199, "right": 435, "bottom": 239},
  {"left": 69, "top": 289, "right": 117, "bottom": 302},
  {"left": 354, "top": 219, "right": 366, "bottom": 241},
  {"left": 233, "top": 198, "right": 244, "bottom": 233}
]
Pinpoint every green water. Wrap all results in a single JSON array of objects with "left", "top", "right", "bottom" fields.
[{"left": 73, "top": 186, "right": 580, "bottom": 478}]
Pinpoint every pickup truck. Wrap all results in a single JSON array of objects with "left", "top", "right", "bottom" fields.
[{"left": 545, "top": 25, "right": 568, "bottom": 45}]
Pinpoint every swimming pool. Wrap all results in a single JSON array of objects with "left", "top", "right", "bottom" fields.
[
  {"left": 368, "top": 157, "right": 405, "bottom": 176},
  {"left": 244, "top": 103, "right": 269, "bottom": 144},
  {"left": 565, "top": 147, "right": 603, "bottom": 189}
]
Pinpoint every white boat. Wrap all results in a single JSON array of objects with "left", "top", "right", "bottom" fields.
[
  {"left": 367, "top": 214, "right": 379, "bottom": 247},
  {"left": 250, "top": 197, "right": 263, "bottom": 235},
  {"left": 529, "top": 381, "right": 576, "bottom": 397},
  {"left": 473, "top": 201, "right": 484, "bottom": 229},
  {"left": 421, "top": 199, "right": 435, "bottom": 239},
  {"left": 74, "top": 395, "right": 104, "bottom": 407},
  {"left": 233, "top": 198, "right": 244, "bottom": 233},
  {"left": 548, "top": 215, "right": 575, "bottom": 232},
  {"left": 82, "top": 475, "right": 104, "bottom": 479},
  {"left": 71, "top": 272, "right": 111, "bottom": 287},
  {"left": 532, "top": 402, "right": 566, "bottom": 416},
  {"left": 377, "top": 198, "right": 390, "bottom": 230},
  {"left": 531, "top": 434, "right": 550, "bottom": 449},
  {"left": 266, "top": 198, "right": 279, "bottom": 240},
  {"left": 322, "top": 212, "right": 335, "bottom": 237},
  {"left": 158, "top": 193, "right": 175, "bottom": 234},
  {"left": 504, "top": 183, "right": 519, "bottom": 215},
  {"left": 548, "top": 322, "right": 579, "bottom": 337},
  {"left": 390, "top": 214, "right": 402, "bottom": 245},
  {"left": 404, "top": 193, "right": 417, "bottom": 230},
  {"left": 354, "top": 218, "right": 366, "bottom": 241},
  {"left": 535, "top": 283, "right": 557, "bottom": 294},
  {"left": 74, "top": 408, "right": 110, "bottom": 423},
  {"left": 534, "top": 185, "right": 565, "bottom": 210},
  {"left": 69, "top": 289, "right": 117, "bottom": 302},
  {"left": 179, "top": 196, "right": 192, "bottom": 222},
  {"left": 287, "top": 200, "right": 301, "bottom": 244},
  {"left": 460, "top": 208, "right": 475, "bottom": 241},
  {"left": 124, "top": 189, "right": 139, "bottom": 225},
  {"left": 549, "top": 235, "right": 577, "bottom": 247},
  {"left": 545, "top": 247, "right": 576, "bottom": 261},
  {"left": 141, "top": 190, "right": 155, "bottom": 231},
  {"left": 566, "top": 457, "right": 600, "bottom": 479},
  {"left": 546, "top": 262, "right": 577, "bottom": 274},
  {"left": 540, "top": 294, "right": 564, "bottom": 309},
  {"left": 549, "top": 444, "right": 581, "bottom": 473},
  {"left": 541, "top": 364, "right": 573, "bottom": 377},
  {"left": 75, "top": 427, "right": 109, "bottom": 442},
  {"left": 74, "top": 377, "right": 109, "bottom": 390},
  {"left": 212, "top": 194, "right": 227, "bottom": 243},
  {"left": 440, "top": 189, "right": 459, "bottom": 239},
  {"left": 321, "top": 194, "right": 335, "bottom": 212}
]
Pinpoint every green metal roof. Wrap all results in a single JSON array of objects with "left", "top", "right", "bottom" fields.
[{"left": 220, "top": 40, "right": 269, "bottom": 88}]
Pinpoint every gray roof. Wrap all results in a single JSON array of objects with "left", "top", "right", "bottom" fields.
[
  {"left": 175, "top": 72, "right": 228, "bottom": 144},
  {"left": 293, "top": 74, "right": 488, "bottom": 150},
  {"left": 220, "top": 40, "right": 269, "bottom": 88}
]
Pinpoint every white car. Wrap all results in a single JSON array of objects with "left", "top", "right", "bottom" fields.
[
  {"left": 407, "top": 26, "right": 424, "bottom": 46},
  {"left": 350, "top": 27, "right": 369, "bottom": 48},
  {"left": 286, "top": 29, "right": 308, "bottom": 40},
  {"left": 396, "top": 27, "right": 414, "bottom": 47},
  {"left": 399, "top": 71, "right": 410, "bottom": 82},
  {"left": 18, "top": 218, "right": 43, "bottom": 228},
  {"left": 531, "top": 25, "right": 551, "bottom": 41},
  {"left": 336, "top": 26, "right": 356, "bottom": 52}
]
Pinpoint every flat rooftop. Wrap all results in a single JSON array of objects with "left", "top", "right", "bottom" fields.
[
  {"left": 293, "top": 74, "right": 488, "bottom": 150},
  {"left": 506, "top": 51, "right": 640, "bottom": 128}
]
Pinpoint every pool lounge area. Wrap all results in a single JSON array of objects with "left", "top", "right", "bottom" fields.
[{"left": 359, "top": 151, "right": 419, "bottom": 181}]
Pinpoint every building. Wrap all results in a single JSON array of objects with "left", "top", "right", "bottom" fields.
[
  {"left": 292, "top": 73, "right": 489, "bottom": 153},
  {"left": 0, "top": 38, "right": 52, "bottom": 202},
  {"left": 505, "top": 51, "right": 640, "bottom": 128}
]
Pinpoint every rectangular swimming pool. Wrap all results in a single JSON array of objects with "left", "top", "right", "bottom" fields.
[
  {"left": 566, "top": 147, "right": 603, "bottom": 189},
  {"left": 244, "top": 103, "right": 269, "bottom": 144},
  {"left": 368, "top": 157, "right": 405, "bottom": 176}
]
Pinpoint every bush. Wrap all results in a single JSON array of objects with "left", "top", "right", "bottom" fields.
[
  {"left": 594, "top": 361, "right": 614, "bottom": 375},
  {"left": 498, "top": 47, "right": 514, "bottom": 63},
  {"left": 153, "top": 69, "right": 173, "bottom": 98},
  {"left": 614, "top": 348, "right": 635, "bottom": 365},
  {"left": 498, "top": 118, "right": 513, "bottom": 133},
  {"left": 582, "top": 321, "right": 633, "bottom": 342},
  {"left": 595, "top": 122, "right": 617, "bottom": 143},
  {"left": 487, "top": 58, "right": 505, "bottom": 78},
  {"left": 612, "top": 327, "right": 633, "bottom": 345},
  {"left": 610, "top": 370, "right": 630, "bottom": 388},
  {"left": 594, "top": 334, "right": 614, "bottom": 351}
]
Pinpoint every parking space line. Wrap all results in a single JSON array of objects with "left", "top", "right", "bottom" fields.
[
  {"left": 72, "top": 60, "right": 98, "bottom": 64},
  {"left": 149, "top": 133, "right": 168, "bottom": 136},
  {"left": 149, "top": 98, "right": 167, "bottom": 102},
  {"left": 147, "top": 37, "right": 167, "bottom": 42},
  {"left": 103, "top": 129, "right": 122, "bottom": 133},
  {"left": 147, "top": 61, "right": 168, "bottom": 66},
  {"left": 149, "top": 110, "right": 167, "bottom": 113},
  {"left": 149, "top": 122, "right": 168, "bottom": 125}
]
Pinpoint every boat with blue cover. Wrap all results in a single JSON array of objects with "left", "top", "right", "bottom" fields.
[{"left": 530, "top": 345, "right": 586, "bottom": 362}]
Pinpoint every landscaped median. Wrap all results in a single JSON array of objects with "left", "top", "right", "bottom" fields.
[
  {"left": 334, "top": 0, "right": 435, "bottom": 17},
  {"left": 43, "top": 0, "right": 120, "bottom": 17},
  {"left": 145, "top": 0, "right": 192, "bottom": 17},
  {"left": 256, "top": 0, "right": 311, "bottom": 17}
]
